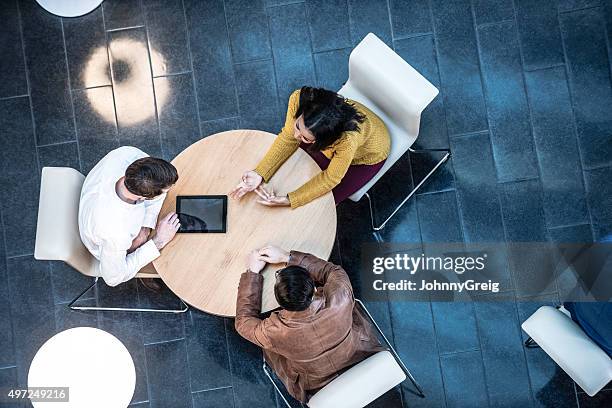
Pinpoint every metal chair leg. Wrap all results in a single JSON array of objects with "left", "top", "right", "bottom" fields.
[
  {"left": 355, "top": 299, "right": 426, "bottom": 398},
  {"left": 263, "top": 355, "right": 293, "bottom": 408},
  {"left": 365, "top": 148, "right": 450, "bottom": 231},
  {"left": 68, "top": 277, "right": 189, "bottom": 313},
  {"left": 524, "top": 337, "right": 540, "bottom": 349}
]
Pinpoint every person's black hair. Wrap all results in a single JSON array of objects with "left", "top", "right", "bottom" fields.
[
  {"left": 124, "top": 157, "right": 178, "bottom": 199},
  {"left": 294, "top": 86, "right": 365, "bottom": 151},
  {"left": 274, "top": 265, "right": 315, "bottom": 312}
]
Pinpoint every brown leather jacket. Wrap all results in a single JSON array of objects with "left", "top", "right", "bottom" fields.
[{"left": 235, "top": 251, "right": 383, "bottom": 402}]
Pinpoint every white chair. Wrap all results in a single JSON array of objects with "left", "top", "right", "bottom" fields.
[
  {"left": 264, "top": 299, "right": 425, "bottom": 408},
  {"left": 522, "top": 305, "right": 612, "bottom": 396},
  {"left": 34, "top": 166, "right": 187, "bottom": 313},
  {"left": 338, "top": 33, "right": 450, "bottom": 231}
]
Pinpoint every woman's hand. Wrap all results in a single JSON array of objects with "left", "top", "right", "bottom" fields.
[
  {"left": 258, "top": 246, "right": 290, "bottom": 264},
  {"left": 255, "top": 185, "right": 290, "bottom": 207},
  {"left": 229, "top": 170, "right": 263, "bottom": 200}
]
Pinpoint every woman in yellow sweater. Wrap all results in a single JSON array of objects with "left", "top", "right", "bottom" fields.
[{"left": 229, "top": 87, "right": 391, "bottom": 208}]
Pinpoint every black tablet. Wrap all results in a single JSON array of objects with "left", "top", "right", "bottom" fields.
[{"left": 176, "top": 195, "right": 227, "bottom": 233}]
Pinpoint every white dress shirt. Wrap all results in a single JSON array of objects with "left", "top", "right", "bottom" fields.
[{"left": 78, "top": 146, "right": 165, "bottom": 286}]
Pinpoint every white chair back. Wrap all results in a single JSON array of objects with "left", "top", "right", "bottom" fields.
[
  {"left": 34, "top": 167, "right": 98, "bottom": 277},
  {"left": 521, "top": 305, "right": 612, "bottom": 396},
  {"left": 307, "top": 351, "right": 406, "bottom": 408},
  {"left": 338, "top": 33, "right": 439, "bottom": 201}
]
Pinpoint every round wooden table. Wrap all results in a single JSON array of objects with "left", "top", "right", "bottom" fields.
[{"left": 153, "top": 130, "right": 337, "bottom": 316}]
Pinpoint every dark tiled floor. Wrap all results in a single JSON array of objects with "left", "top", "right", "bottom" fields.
[{"left": 0, "top": 0, "right": 611, "bottom": 407}]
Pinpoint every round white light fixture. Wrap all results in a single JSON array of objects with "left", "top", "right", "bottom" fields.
[{"left": 35, "top": 0, "right": 104, "bottom": 18}]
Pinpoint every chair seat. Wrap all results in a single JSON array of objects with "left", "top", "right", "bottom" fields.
[
  {"left": 521, "top": 306, "right": 612, "bottom": 396},
  {"left": 307, "top": 351, "right": 406, "bottom": 408}
]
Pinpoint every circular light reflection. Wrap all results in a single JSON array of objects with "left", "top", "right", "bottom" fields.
[{"left": 82, "top": 39, "right": 168, "bottom": 126}]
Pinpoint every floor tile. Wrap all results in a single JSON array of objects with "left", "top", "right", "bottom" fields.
[
  {"left": 478, "top": 21, "right": 539, "bottom": 182},
  {"left": 516, "top": 299, "right": 578, "bottom": 408},
  {"left": 548, "top": 224, "right": 594, "bottom": 244},
  {"left": 38, "top": 142, "right": 80, "bottom": 171},
  {"left": 348, "top": 0, "right": 393, "bottom": 47},
  {"left": 440, "top": 350, "right": 489, "bottom": 408},
  {"left": 200, "top": 117, "right": 241, "bottom": 137},
  {"left": 107, "top": 27, "right": 161, "bottom": 156},
  {"left": 72, "top": 86, "right": 120, "bottom": 173},
  {"left": 7, "top": 257, "right": 56, "bottom": 387},
  {"left": 268, "top": 2, "right": 316, "bottom": 104},
  {"left": 0, "top": 0, "right": 27, "bottom": 98},
  {"left": 450, "top": 132, "right": 505, "bottom": 242},
  {"left": 145, "top": 339, "right": 192, "bottom": 408},
  {"left": 137, "top": 280, "right": 185, "bottom": 345},
  {"left": 390, "top": 302, "right": 446, "bottom": 408},
  {"left": 410, "top": 151, "right": 455, "bottom": 194},
  {"left": 225, "top": 319, "right": 279, "bottom": 408},
  {"left": 154, "top": 73, "right": 200, "bottom": 161},
  {"left": 54, "top": 304, "right": 98, "bottom": 331},
  {"left": 524, "top": 67, "right": 588, "bottom": 228},
  {"left": 186, "top": 311, "right": 232, "bottom": 393},
  {"left": 367, "top": 386, "right": 403, "bottom": 408},
  {"left": 225, "top": 0, "right": 271, "bottom": 63},
  {"left": 63, "top": 7, "right": 110, "bottom": 90},
  {"left": 558, "top": 0, "right": 602, "bottom": 12},
  {"left": 19, "top": 0, "right": 76, "bottom": 146},
  {"left": 234, "top": 59, "right": 280, "bottom": 133},
  {"left": 473, "top": 0, "right": 514, "bottom": 26},
  {"left": 431, "top": 0, "right": 488, "bottom": 136},
  {"left": 314, "top": 48, "right": 350, "bottom": 91},
  {"left": 560, "top": 7, "right": 612, "bottom": 169},
  {"left": 0, "top": 96, "right": 39, "bottom": 257},
  {"left": 49, "top": 261, "right": 93, "bottom": 304},
  {"left": 577, "top": 389, "right": 612, "bottom": 407},
  {"left": 431, "top": 302, "right": 479, "bottom": 354},
  {"left": 184, "top": 0, "right": 238, "bottom": 121},
  {"left": 516, "top": 0, "right": 565, "bottom": 71},
  {"left": 103, "top": 0, "right": 144, "bottom": 31},
  {"left": 474, "top": 299, "right": 533, "bottom": 407},
  {"left": 143, "top": 0, "right": 191, "bottom": 77},
  {"left": 584, "top": 166, "right": 612, "bottom": 239},
  {"left": 500, "top": 180, "right": 557, "bottom": 297},
  {"left": 416, "top": 191, "right": 463, "bottom": 243},
  {"left": 0, "top": 238, "right": 15, "bottom": 368},
  {"left": 306, "top": 0, "right": 351, "bottom": 52},
  {"left": 98, "top": 310, "right": 148, "bottom": 403},
  {"left": 394, "top": 35, "right": 448, "bottom": 149},
  {"left": 192, "top": 387, "right": 235, "bottom": 408},
  {"left": 389, "top": 0, "right": 431, "bottom": 38}
]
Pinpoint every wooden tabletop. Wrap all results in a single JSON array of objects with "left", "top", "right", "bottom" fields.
[{"left": 153, "top": 130, "right": 337, "bottom": 316}]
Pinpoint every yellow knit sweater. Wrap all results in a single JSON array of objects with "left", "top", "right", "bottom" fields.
[{"left": 254, "top": 89, "right": 391, "bottom": 208}]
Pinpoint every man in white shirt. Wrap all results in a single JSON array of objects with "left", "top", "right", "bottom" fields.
[{"left": 79, "top": 146, "right": 180, "bottom": 287}]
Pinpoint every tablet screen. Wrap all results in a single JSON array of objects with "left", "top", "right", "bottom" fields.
[{"left": 176, "top": 195, "right": 227, "bottom": 233}]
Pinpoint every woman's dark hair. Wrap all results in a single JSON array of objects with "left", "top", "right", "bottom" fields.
[
  {"left": 274, "top": 265, "right": 315, "bottom": 312},
  {"left": 294, "top": 86, "right": 365, "bottom": 151},
  {"left": 124, "top": 157, "right": 178, "bottom": 199}
]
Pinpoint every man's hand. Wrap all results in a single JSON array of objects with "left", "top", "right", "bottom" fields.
[
  {"left": 152, "top": 212, "right": 180, "bottom": 250},
  {"left": 247, "top": 250, "right": 267, "bottom": 273},
  {"left": 258, "top": 246, "right": 290, "bottom": 264},
  {"left": 229, "top": 170, "right": 263, "bottom": 200},
  {"left": 127, "top": 227, "right": 151, "bottom": 254}
]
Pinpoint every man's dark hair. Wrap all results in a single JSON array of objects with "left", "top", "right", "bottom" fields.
[
  {"left": 124, "top": 157, "right": 178, "bottom": 199},
  {"left": 274, "top": 265, "right": 315, "bottom": 312},
  {"left": 294, "top": 86, "right": 365, "bottom": 151}
]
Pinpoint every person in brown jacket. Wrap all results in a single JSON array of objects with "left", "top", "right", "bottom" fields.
[{"left": 235, "top": 245, "right": 384, "bottom": 403}]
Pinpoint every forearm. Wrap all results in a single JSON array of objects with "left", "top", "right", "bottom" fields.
[
  {"left": 100, "top": 240, "right": 160, "bottom": 286},
  {"left": 287, "top": 171, "right": 340, "bottom": 208},
  {"left": 287, "top": 251, "right": 347, "bottom": 286},
  {"left": 235, "top": 271, "right": 270, "bottom": 347},
  {"left": 254, "top": 134, "right": 299, "bottom": 182}
]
